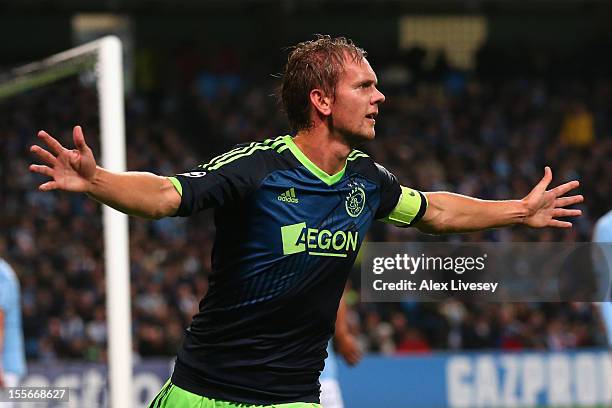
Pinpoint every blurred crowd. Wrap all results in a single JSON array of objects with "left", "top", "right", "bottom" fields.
[{"left": 0, "top": 41, "right": 610, "bottom": 362}]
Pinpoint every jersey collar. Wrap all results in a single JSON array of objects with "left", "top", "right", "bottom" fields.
[{"left": 283, "top": 135, "right": 347, "bottom": 186}]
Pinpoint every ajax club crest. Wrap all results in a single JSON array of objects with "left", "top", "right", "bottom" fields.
[{"left": 345, "top": 185, "right": 366, "bottom": 218}]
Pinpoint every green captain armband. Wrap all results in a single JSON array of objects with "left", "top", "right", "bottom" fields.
[
  {"left": 380, "top": 186, "right": 427, "bottom": 227},
  {"left": 167, "top": 176, "right": 183, "bottom": 196}
]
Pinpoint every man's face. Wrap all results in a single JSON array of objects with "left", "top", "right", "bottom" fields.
[{"left": 330, "top": 56, "right": 385, "bottom": 142}]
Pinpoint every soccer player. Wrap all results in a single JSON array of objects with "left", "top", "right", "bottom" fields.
[
  {"left": 593, "top": 210, "right": 612, "bottom": 345},
  {"left": 29, "top": 36, "right": 583, "bottom": 407},
  {"left": 0, "top": 257, "right": 26, "bottom": 408}
]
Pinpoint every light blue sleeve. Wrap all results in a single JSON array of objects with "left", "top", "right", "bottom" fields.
[
  {"left": 593, "top": 211, "right": 612, "bottom": 346},
  {"left": 593, "top": 213, "right": 612, "bottom": 295},
  {"left": 594, "top": 211, "right": 612, "bottom": 242},
  {"left": 600, "top": 303, "right": 612, "bottom": 346},
  {"left": 320, "top": 341, "right": 338, "bottom": 381},
  {"left": 0, "top": 263, "right": 13, "bottom": 310}
]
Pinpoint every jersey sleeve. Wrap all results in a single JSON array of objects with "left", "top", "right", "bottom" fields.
[
  {"left": 0, "top": 263, "right": 13, "bottom": 310},
  {"left": 0, "top": 281, "right": 8, "bottom": 310},
  {"left": 168, "top": 144, "right": 264, "bottom": 216},
  {"left": 375, "top": 163, "right": 428, "bottom": 227},
  {"left": 594, "top": 213, "right": 612, "bottom": 242}
]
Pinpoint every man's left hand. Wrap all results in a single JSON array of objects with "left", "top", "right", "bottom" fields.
[
  {"left": 522, "top": 166, "right": 583, "bottom": 228},
  {"left": 336, "top": 335, "right": 362, "bottom": 366}
]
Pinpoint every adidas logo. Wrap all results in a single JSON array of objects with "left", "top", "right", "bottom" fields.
[{"left": 278, "top": 187, "right": 299, "bottom": 203}]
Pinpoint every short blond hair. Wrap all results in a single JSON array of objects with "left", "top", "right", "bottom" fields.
[{"left": 279, "top": 35, "right": 367, "bottom": 132}]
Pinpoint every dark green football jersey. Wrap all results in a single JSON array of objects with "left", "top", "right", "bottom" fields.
[{"left": 168, "top": 135, "right": 427, "bottom": 404}]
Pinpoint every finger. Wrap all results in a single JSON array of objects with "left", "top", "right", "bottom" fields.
[
  {"left": 552, "top": 208, "right": 582, "bottom": 218},
  {"left": 555, "top": 195, "right": 584, "bottom": 207},
  {"left": 30, "top": 145, "right": 57, "bottom": 166},
  {"left": 37, "top": 130, "right": 66, "bottom": 155},
  {"left": 534, "top": 166, "right": 553, "bottom": 192},
  {"left": 549, "top": 219, "right": 572, "bottom": 228},
  {"left": 550, "top": 180, "right": 580, "bottom": 197},
  {"left": 29, "top": 164, "right": 54, "bottom": 178},
  {"left": 39, "top": 181, "right": 58, "bottom": 191},
  {"left": 73, "top": 125, "right": 88, "bottom": 152}
]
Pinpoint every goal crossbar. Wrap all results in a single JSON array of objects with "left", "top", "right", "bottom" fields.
[{"left": 0, "top": 38, "right": 105, "bottom": 99}]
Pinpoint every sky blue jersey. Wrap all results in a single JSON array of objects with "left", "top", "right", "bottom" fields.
[
  {"left": 0, "top": 258, "right": 26, "bottom": 376},
  {"left": 593, "top": 210, "right": 612, "bottom": 345},
  {"left": 320, "top": 342, "right": 338, "bottom": 381}
]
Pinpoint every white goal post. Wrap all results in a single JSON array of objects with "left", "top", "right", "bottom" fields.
[{"left": 0, "top": 36, "right": 132, "bottom": 408}]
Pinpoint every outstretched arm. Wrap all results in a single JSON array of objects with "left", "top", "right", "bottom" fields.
[
  {"left": 29, "top": 126, "right": 180, "bottom": 219},
  {"left": 415, "top": 167, "right": 583, "bottom": 234}
]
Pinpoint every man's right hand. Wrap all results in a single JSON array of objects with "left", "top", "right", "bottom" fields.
[
  {"left": 29, "top": 125, "right": 97, "bottom": 193},
  {"left": 29, "top": 125, "right": 180, "bottom": 219}
]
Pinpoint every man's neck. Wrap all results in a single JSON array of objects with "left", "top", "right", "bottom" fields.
[{"left": 293, "top": 128, "right": 352, "bottom": 176}]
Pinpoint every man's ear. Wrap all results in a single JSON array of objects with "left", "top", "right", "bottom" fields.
[{"left": 309, "top": 89, "right": 332, "bottom": 117}]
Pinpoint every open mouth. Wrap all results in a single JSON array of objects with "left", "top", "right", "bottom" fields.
[{"left": 365, "top": 112, "right": 378, "bottom": 122}]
